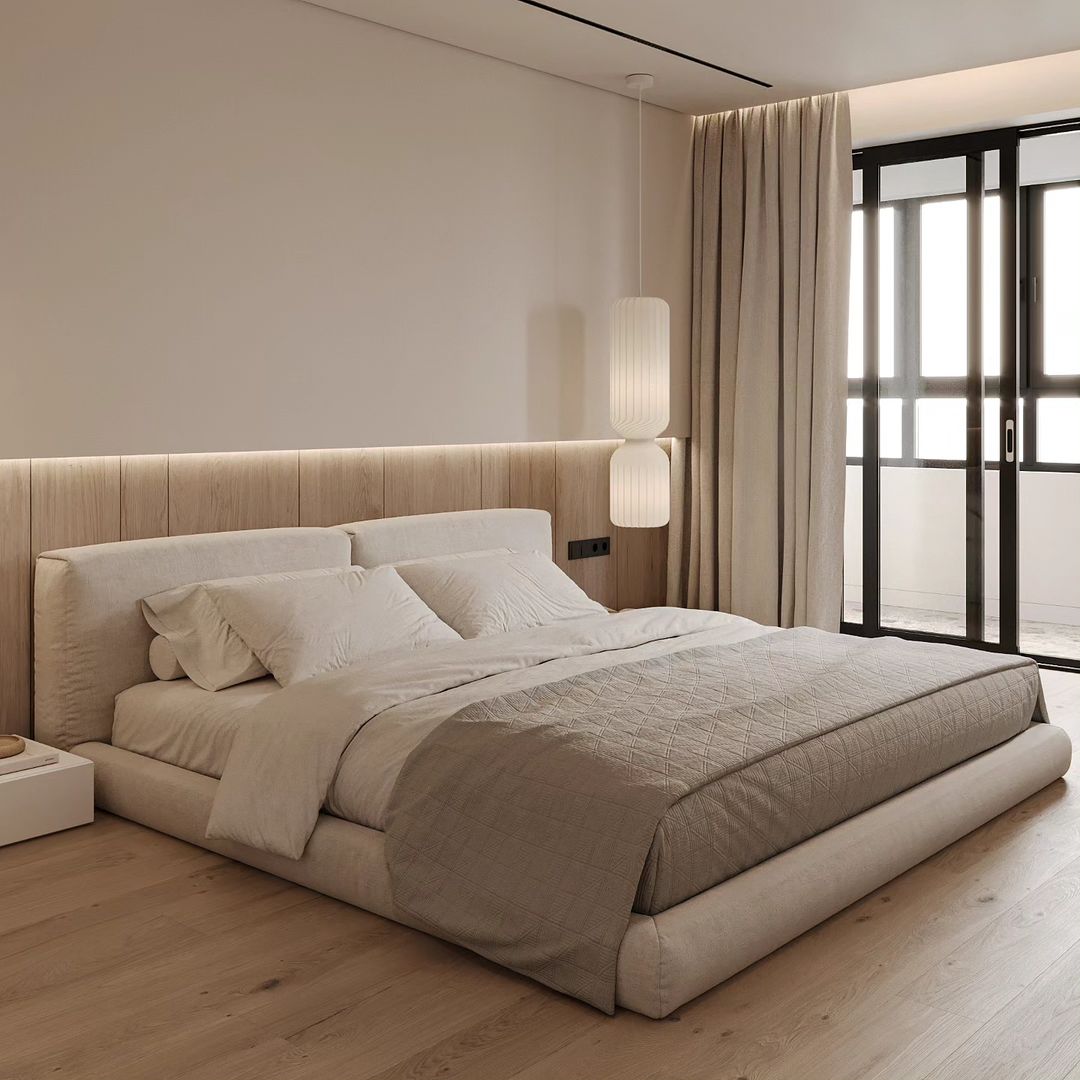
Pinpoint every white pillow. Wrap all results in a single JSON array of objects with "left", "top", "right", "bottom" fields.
[
  {"left": 392, "top": 546, "right": 510, "bottom": 568},
  {"left": 148, "top": 635, "right": 186, "bottom": 681},
  {"left": 143, "top": 581, "right": 269, "bottom": 691},
  {"left": 394, "top": 550, "right": 606, "bottom": 638},
  {"left": 207, "top": 565, "right": 460, "bottom": 687}
]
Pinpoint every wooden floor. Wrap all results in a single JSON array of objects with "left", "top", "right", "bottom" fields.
[{"left": 2, "top": 672, "right": 1079, "bottom": 1080}]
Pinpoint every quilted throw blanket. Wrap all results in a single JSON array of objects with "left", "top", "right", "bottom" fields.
[{"left": 385, "top": 627, "right": 1043, "bottom": 1013}]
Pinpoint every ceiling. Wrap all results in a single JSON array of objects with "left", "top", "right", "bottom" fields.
[{"left": 300, "top": 0, "right": 1080, "bottom": 114}]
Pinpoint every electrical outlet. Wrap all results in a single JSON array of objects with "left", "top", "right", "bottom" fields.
[{"left": 568, "top": 537, "right": 610, "bottom": 561}]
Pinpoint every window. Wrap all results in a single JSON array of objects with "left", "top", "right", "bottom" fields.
[
  {"left": 915, "top": 398, "right": 965, "bottom": 460},
  {"left": 920, "top": 200, "right": 967, "bottom": 377},
  {"left": 1037, "top": 399, "right": 1080, "bottom": 464},
  {"left": 848, "top": 208, "right": 895, "bottom": 378},
  {"left": 846, "top": 398, "right": 902, "bottom": 458},
  {"left": 1043, "top": 187, "right": 1080, "bottom": 376},
  {"left": 846, "top": 180, "right": 1080, "bottom": 471}
]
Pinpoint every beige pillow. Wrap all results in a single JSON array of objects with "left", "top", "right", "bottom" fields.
[
  {"left": 143, "top": 581, "right": 269, "bottom": 691},
  {"left": 394, "top": 550, "right": 606, "bottom": 638},
  {"left": 208, "top": 565, "right": 460, "bottom": 687},
  {"left": 148, "top": 635, "right": 186, "bottom": 681}
]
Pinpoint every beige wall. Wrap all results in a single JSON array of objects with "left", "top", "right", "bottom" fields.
[{"left": 0, "top": 0, "right": 693, "bottom": 459}]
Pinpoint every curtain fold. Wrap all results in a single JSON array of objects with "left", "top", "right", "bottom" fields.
[{"left": 668, "top": 93, "right": 852, "bottom": 631}]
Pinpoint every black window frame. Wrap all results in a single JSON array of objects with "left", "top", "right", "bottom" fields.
[
  {"left": 843, "top": 117, "right": 1080, "bottom": 673},
  {"left": 847, "top": 178, "right": 1080, "bottom": 474}
]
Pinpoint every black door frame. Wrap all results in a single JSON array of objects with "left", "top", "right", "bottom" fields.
[
  {"left": 842, "top": 121, "right": 1080, "bottom": 671},
  {"left": 845, "top": 127, "right": 1019, "bottom": 656}
]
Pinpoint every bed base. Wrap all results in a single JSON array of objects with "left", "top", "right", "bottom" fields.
[{"left": 78, "top": 724, "right": 1071, "bottom": 1018}]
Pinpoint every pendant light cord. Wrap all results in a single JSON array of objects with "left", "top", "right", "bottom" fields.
[{"left": 637, "top": 81, "right": 643, "bottom": 298}]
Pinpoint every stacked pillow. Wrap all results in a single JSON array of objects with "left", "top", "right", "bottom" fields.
[
  {"left": 143, "top": 565, "right": 459, "bottom": 689},
  {"left": 392, "top": 549, "right": 605, "bottom": 638},
  {"left": 142, "top": 549, "right": 606, "bottom": 689}
]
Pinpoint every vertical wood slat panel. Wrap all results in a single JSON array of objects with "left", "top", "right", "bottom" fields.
[
  {"left": 509, "top": 442, "right": 557, "bottom": 522},
  {"left": 384, "top": 445, "right": 483, "bottom": 517},
  {"left": 298, "top": 449, "right": 384, "bottom": 527},
  {"left": 479, "top": 444, "right": 510, "bottom": 509},
  {"left": 30, "top": 457, "right": 121, "bottom": 559},
  {"left": 616, "top": 438, "right": 670, "bottom": 609},
  {"left": 616, "top": 526, "right": 669, "bottom": 609},
  {"left": 0, "top": 460, "right": 31, "bottom": 737},
  {"left": 555, "top": 441, "right": 618, "bottom": 609},
  {"left": 168, "top": 452, "right": 299, "bottom": 536},
  {"left": 121, "top": 456, "right": 169, "bottom": 540}
]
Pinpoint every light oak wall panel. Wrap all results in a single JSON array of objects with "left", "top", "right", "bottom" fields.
[
  {"left": 30, "top": 457, "right": 121, "bottom": 559},
  {"left": 616, "top": 526, "right": 669, "bottom": 609},
  {"left": 509, "top": 443, "right": 557, "bottom": 524},
  {"left": 384, "top": 446, "right": 483, "bottom": 518},
  {"left": 168, "top": 452, "right": 299, "bottom": 536},
  {"left": 299, "top": 449, "right": 384, "bottom": 527},
  {"left": 480, "top": 445, "right": 511, "bottom": 510},
  {"left": 121, "top": 456, "right": 169, "bottom": 541},
  {"left": 0, "top": 461, "right": 31, "bottom": 737},
  {"left": 555, "top": 441, "right": 619, "bottom": 609},
  {"left": 616, "top": 438, "right": 671, "bottom": 609}
]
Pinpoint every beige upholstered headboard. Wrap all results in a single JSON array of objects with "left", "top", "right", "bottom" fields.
[
  {"left": 340, "top": 508, "right": 552, "bottom": 566},
  {"left": 34, "top": 528, "right": 351, "bottom": 750}
]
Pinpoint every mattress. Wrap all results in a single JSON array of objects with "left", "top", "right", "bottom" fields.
[
  {"left": 114, "top": 613, "right": 1043, "bottom": 918},
  {"left": 113, "top": 678, "right": 279, "bottom": 779}
]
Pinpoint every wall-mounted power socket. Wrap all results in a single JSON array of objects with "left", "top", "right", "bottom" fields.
[{"left": 568, "top": 537, "right": 610, "bottom": 561}]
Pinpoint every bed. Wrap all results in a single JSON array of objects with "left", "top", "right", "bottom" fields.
[{"left": 33, "top": 511, "right": 1072, "bottom": 1018}]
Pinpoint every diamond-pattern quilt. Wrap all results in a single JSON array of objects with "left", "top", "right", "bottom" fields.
[{"left": 385, "top": 627, "right": 1043, "bottom": 1013}]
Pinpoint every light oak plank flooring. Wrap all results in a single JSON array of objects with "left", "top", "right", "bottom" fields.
[{"left": 1, "top": 671, "right": 1078, "bottom": 1080}]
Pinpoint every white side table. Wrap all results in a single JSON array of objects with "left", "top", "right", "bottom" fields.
[{"left": 0, "top": 738, "right": 94, "bottom": 847}]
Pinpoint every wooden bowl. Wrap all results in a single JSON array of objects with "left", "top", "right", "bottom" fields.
[{"left": 0, "top": 735, "right": 26, "bottom": 759}]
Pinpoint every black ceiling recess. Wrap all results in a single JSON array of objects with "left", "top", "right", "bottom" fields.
[{"left": 513, "top": 0, "right": 772, "bottom": 88}]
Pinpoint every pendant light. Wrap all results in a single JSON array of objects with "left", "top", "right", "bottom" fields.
[{"left": 610, "top": 73, "right": 670, "bottom": 529}]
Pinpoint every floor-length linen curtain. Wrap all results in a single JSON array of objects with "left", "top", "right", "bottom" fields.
[{"left": 667, "top": 92, "right": 852, "bottom": 631}]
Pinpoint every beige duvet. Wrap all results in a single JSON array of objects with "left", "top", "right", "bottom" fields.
[{"left": 204, "top": 611, "right": 1044, "bottom": 1012}]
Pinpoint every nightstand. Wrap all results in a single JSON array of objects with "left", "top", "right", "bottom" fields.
[{"left": 0, "top": 738, "right": 94, "bottom": 847}]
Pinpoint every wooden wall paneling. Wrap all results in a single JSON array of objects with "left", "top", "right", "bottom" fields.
[
  {"left": 479, "top": 444, "right": 510, "bottom": 509},
  {"left": 509, "top": 442, "right": 557, "bottom": 523},
  {"left": 30, "top": 457, "right": 121, "bottom": 559},
  {"left": 555, "top": 441, "right": 618, "bottom": 608},
  {"left": 298, "top": 449, "right": 384, "bottom": 527},
  {"left": 615, "top": 439, "right": 671, "bottom": 609},
  {"left": 616, "top": 526, "right": 669, "bottom": 609},
  {"left": 168, "top": 451, "right": 299, "bottom": 536},
  {"left": 0, "top": 460, "right": 31, "bottom": 737},
  {"left": 120, "top": 456, "right": 169, "bottom": 540},
  {"left": 383, "top": 445, "right": 483, "bottom": 517}
]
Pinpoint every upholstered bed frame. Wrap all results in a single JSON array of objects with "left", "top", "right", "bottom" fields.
[{"left": 33, "top": 513, "right": 1073, "bottom": 1018}]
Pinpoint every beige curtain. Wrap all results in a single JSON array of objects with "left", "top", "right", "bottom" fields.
[{"left": 668, "top": 92, "right": 852, "bottom": 631}]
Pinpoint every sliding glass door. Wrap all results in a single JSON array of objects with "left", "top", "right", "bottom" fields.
[
  {"left": 843, "top": 130, "right": 1021, "bottom": 654},
  {"left": 1019, "top": 166, "right": 1080, "bottom": 663},
  {"left": 846, "top": 123, "right": 1080, "bottom": 669}
]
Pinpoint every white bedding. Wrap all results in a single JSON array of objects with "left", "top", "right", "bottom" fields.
[
  {"left": 113, "top": 677, "right": 279, "bottom": 778},
  {"left": 205, "top": 608, "right": 773, "bottom": 854},
  {"left": 114, "top": 609, "right": 773, "bottom": 836}
]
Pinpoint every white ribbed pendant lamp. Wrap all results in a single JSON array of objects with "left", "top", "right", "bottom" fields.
[{"left": 610, "top": 73, "right": 670, "bottom": 528}]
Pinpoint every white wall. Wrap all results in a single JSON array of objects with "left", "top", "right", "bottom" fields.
[
  {"left": 845, "top": 466, "right": 1080, "bottom": 625},
  {"left": 0, "top": 0, "right": 692, "bottom": 458}
]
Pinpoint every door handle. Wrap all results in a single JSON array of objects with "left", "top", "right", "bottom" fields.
[{"left": 1005, "top": 419, "right": 1015, "bottom": 463}]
